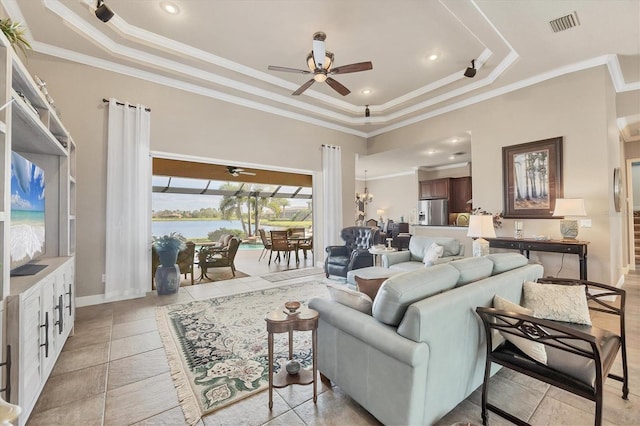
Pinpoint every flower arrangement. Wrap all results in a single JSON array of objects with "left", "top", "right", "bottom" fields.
[{"left": 153, "top": 232, "right": 186, "bottom": 252}]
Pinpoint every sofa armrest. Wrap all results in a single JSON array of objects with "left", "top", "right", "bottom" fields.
[
  {"left": 326, "top": 245, "right": 348, "bottom": 257},
  {"left": 382, "top": 250, "right": 411, "bottom": 268},
  {"left": 309, "top": 297, "right": 429, "bottom": 366}
]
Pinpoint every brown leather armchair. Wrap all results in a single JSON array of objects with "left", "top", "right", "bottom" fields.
[{"left": 324, "top": 226, "right": 380, "bottom": 278}]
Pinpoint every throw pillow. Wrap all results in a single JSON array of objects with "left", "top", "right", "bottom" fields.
[
  {"left": 326, "top": 283, "right": 373, "bottom": 315},
  {"left": 354, "top": 276, "right": 387, "bottom": 301},
  {"left": 522, "top": 281, "right": 591, "bottom": 325},
  {"left": 493, "top": 295, "right": 547, "bottom": 365},
  {"left": 423, "top": 242, "right": 444, "bottom": 266}
]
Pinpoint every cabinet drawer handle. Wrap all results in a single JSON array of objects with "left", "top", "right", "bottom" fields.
[
  {"left": 54, "top": 294, "right": 64, "bottom": 335},
  {"left": 40, "top": 312, "right": 49, "bottom": 358},
  {"left": 66, "top": 284, "right": 73, "bottom": 316}
]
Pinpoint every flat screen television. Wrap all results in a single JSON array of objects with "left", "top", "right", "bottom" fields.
[{"left": 10, "top": 151, "right": 46, "bottom": 275}]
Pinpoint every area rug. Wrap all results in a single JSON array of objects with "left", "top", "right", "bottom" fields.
[
  {"left": 261, "top": 266, "right": 324, "bottom": 283},
  {"left": 156, "top": 281, "right": 329, "bottom": 425}
]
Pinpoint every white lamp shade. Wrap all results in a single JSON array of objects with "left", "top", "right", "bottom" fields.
[
  {"left": 376, "top": 209, "right": 384, "bottom": 216},
  {"left": 467, "top": 215, "right": 496, "bottom": 239},
  {"left": 553, "top": 198, "right": 586, "bottom": 217}
]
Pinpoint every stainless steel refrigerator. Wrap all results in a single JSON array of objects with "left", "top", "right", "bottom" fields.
[{"left": 417, "top": 199, "right": 448, "bottom": 225}]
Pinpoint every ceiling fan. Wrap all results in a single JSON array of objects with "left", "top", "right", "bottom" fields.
[
  {"left": 268, "top": 31, "right": 373, "bottom": 96},
  {"left": 226, "top": 166, "right": 256, "bottom": 177}
]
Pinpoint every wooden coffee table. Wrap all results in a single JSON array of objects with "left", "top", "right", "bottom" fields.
[{"left": 265, "top": 306, "right": 319, "bottom": 409}]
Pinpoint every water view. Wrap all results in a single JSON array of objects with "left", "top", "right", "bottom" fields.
[{"left": 152, "top": 219, "right": 280, "bottom": 240}]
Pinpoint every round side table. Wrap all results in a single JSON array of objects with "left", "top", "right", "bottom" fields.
[
  {"left": 369, "top": 246, "right": 397, "bottom": 267},
  {"left": 264, "top": 307, "right": 319, "bottom": 409}
]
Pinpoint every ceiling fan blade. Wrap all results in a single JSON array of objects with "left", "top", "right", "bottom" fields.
[
  {"left": 325, "top": 77, "right": 351, "bottom": 96},
  {"left": 292, "top": 78, "right": 316, "bottom": 96},
  {"left": 268, "top": 65, "right": 311, "bottom": 74},
  {"left": 239, "top": 171, "right": 257, "bottom": 176},
  {"left": 330, "top": 61, "right": 373, "bottom": 75}
]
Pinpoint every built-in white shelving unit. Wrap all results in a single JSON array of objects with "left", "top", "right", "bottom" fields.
[{"left": 0, "top": 31, "right": 76, "bottom": 425}]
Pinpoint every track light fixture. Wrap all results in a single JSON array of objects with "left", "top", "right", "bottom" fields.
[
  {"left": 464, "top": 59, "right": 477, "bottom": 78},
  {"left": 95, "top": 0, "right": 114, "bottom": 22},
  {"left": 365, "top": 105, "right": 370, "bottom": 118}
]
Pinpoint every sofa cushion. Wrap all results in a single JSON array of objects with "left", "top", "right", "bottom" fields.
[
  {"left": 486, "top": 253, "right": 529, "bottom": 274},
  {"left": 408, "top": 236, "right": 463, "bottom": 261},
  {"left": 422, "top": 243, "right": 444, "bottom": 266},
  {"left": 523, "top": 281, "right": 591, "bottom": 325},
  {"left": 355, "top": 276, "right": 387, "bottom": 301},
  {"left": 449, "top": 257, "right": 494, "bottom": 286},
  {"left": 372, "top": 264, "right": 460, "bottom": 326},
  {"left": 326, "top": 283, "right": 372, "bottom": 315}
]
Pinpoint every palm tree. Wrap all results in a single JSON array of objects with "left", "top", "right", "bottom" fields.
[{"left": 219, "top": 183, "right": 248, "bottom": 235}]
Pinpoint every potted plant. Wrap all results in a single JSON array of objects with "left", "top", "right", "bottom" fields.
[
  {"left": 153, "top": 232, "right": 186, "bottom": 266},
  {"left": 0, "top": 19, "right": 31, "bottom": 57},
  {"left": 152, "top": 232, "right": 186, "bottom": 295}
]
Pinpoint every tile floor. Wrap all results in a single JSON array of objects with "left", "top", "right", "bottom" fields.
[{"left": 26, "top": 263, "right": 640, "bottom": 425}]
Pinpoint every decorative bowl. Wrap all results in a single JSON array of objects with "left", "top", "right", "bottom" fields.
[{"left": 284, "top": 301, "right": 301, "bottom": 313}]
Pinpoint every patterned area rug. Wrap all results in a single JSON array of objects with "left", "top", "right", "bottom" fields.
[
  {"left": 261, "top": 267, "right": 324, "bottom": 283},
  {"left": 156, "top": 281, "right": 329, "bottom": 425}
]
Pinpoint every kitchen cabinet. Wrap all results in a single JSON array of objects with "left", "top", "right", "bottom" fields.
[
  {"left": 450, "top": 177, "right": 472, "bottom": 213},
  {"left": 419, "top": 177, "right": 472, "bottom": 213},
  {"left": 419, "top": 178, "right": 450, "bottom": 199}
]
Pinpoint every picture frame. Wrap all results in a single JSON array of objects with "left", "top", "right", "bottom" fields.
[{"left": 502, "top": 137, "right": 563, "bottom": 218}]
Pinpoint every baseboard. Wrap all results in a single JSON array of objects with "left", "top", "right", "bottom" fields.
[{"left": 76, "top": 291, "right": 147, "bottom": 307}]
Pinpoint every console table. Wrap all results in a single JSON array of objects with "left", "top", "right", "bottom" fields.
[{"left": 486, "top": 237, "right": 589, "bottom": 280}]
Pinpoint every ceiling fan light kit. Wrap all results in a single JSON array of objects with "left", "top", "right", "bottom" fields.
[
  {"left": 464, "top": 59, "right": 477, "bottom": 78},
  {"left": 268, "top": 31, "right": 373, "bottom": 96}
]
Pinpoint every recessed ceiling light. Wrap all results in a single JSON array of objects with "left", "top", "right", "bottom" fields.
[
  {"left": 362, "top": 89, "right": 372, "bottom": 95},
  {"left": 428, "top": 53, "right": 439, "bottom": 61},
  {"left": 160, "top": 1, "right": 180, "bottom": 14},
  {"left": 425, "top": 149, "right": 437, "bottom": 155},
  {"left": 449, "top": 155, "right": 456, "bottom": 160},
  {"left": 451, "top": 138, "right": 459, "bottom": 143}
]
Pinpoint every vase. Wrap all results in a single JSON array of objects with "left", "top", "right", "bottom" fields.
[
  {"left": 157, "top": 248, "right": 179, "bottom": 267},
  {"left": 155, "top": 264, "right": 180, "bottom": 295}
]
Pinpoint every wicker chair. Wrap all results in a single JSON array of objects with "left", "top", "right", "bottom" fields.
[
  {"left": 198, "top": 237, "right": 241, "bottom": 280},
  {"left": 476, "top": 277, "right": 628, "bottom": 426},
  {"left": 176, "top": 241, "right": 196, "bottom": 285}
]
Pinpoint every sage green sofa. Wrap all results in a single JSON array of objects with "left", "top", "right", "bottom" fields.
[
  {"left": 308, "top": 253, "right": 543, "bottom": 426},
  {"left": 382, "top": 235, "right": 465, "bottom": 272}
]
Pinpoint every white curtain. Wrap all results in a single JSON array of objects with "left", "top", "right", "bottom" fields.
[
  {"left": 104, "top": 99, "right": 151, "bottom": 300},
  {"left": 322, "top": 144, "right": 343, "bottom": 247}
]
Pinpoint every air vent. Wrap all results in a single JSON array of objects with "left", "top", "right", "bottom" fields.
[{"left": 549, "top": 11, "right": 580, "bottom": 32}]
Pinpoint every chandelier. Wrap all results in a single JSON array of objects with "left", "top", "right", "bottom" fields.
[{"left": 356, "top": 170, "right": 373, "bottom": 204}]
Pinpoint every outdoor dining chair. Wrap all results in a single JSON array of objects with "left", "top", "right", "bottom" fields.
[{"left": 269, "top": 230, "right": 297, "bottom": 265}]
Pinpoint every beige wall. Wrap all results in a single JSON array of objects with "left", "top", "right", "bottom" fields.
[
  {"left": 27, "top": 54, "right": 366, "bottom": 298},
  {"left": 362, "top": 173, "right": 419, "bottom": 225},
  {"left": 27, "top": 51, "right": 631, "bottom": 295},
  {"left": 369, "top": 67, "right": 623, "bottom": 285}
]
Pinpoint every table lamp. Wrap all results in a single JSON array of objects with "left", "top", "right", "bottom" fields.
[
  {"left": 467, "top": 215, "right": 496, "bottom": 257},
  {"left": 552, "top": 198, "right": 586, "bottom": 240},
  {"left": 376, "top": 209, "right": 384, "bottom": 225}
]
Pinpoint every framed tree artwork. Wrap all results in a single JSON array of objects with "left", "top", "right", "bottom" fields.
[{"left": 502, "top": 137, "right": 563, "bottom": 218}]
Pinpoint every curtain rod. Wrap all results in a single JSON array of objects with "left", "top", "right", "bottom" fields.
[{"left": 102, "top": 98, "right": 151, "bottom": 112}]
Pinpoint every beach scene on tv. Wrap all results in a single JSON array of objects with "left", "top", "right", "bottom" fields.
[{"left": 10, "top": 152, "right": 46, "bottom": 271}]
